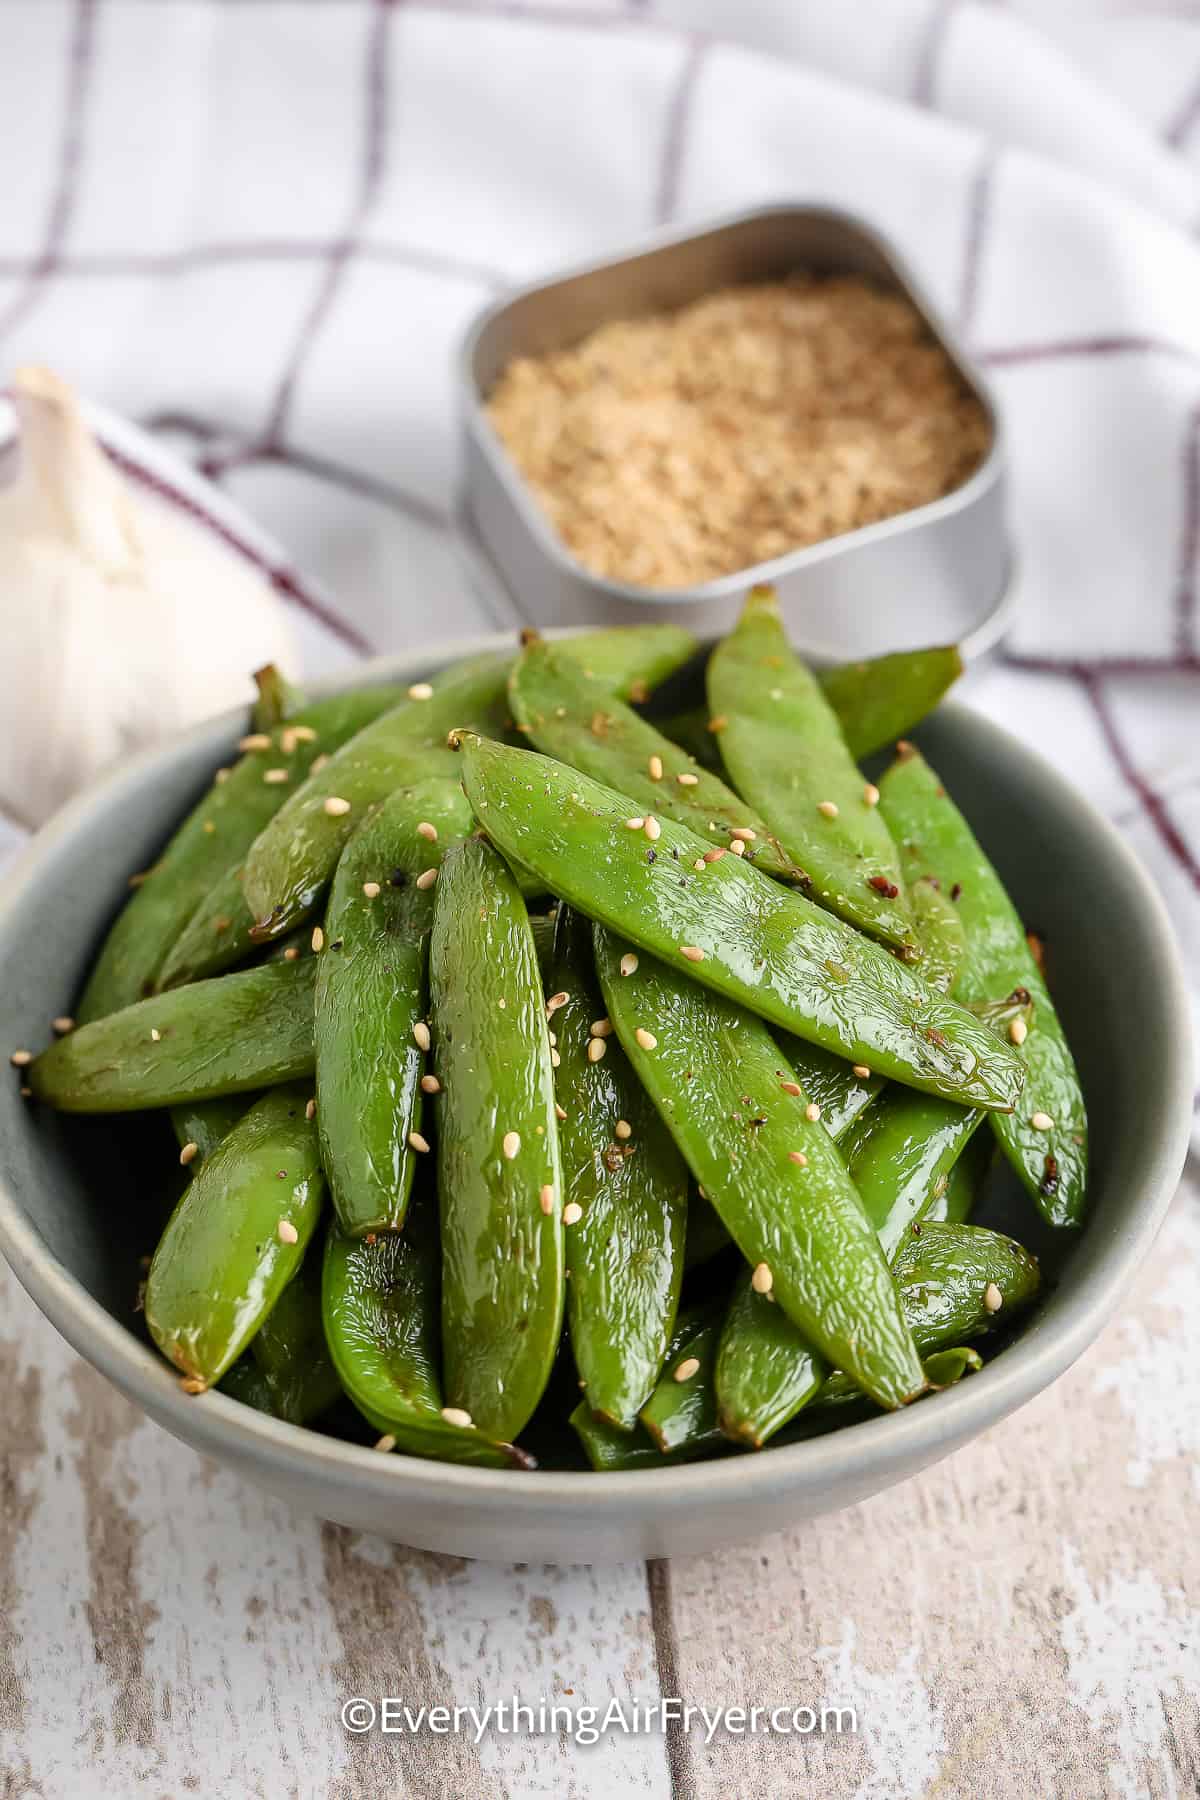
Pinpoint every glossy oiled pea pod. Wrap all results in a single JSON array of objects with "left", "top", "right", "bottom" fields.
[
  {"left": 242, "top": 629, "right": 698, "bottom": 947},
  {"left": 456, "top": 734, "right": 1025, "bottom": 1112},
  {"left": 249, "top": 1244, "right": 342, "bottom": 1425},
  {"left": 169, "top": 1096, "right": 248, "bottom": 1169},
  {"left": 774, "top": 1036, "right": 883, "bottom": 1141},
  {"left": 555, "top": 623, "right": 699, "bottom": 701},
  {"left": 322, "top": 1187, "right": 535, "bottom": 1469},
  {"left": 639, "top": 1312, "right": 725, "bottom": 1454},
  {"left": 570, "top": 1305, "right": 726, "bottom": 1469},
  {"left": 839, "top": 1086, "right": 988, "bottom": 1262},
  {"left": 718, "top": 1219, "right": 1039, "bottom": 1447},
  {"left": 157, "top": 859, "right": 260, "bottom": 989},
  {"left": 909, "top": 874, "right": 967, "bottom": 994},
  {"left": 656, "top": 643, "right": 964, "bottom": 775},
  {"left": 878, "top": 744, "right": 1088, "bottom": 1225},
  {"left": 144, "top": 1084, "right": 325, "bottom": 1388},
  {"left": 30, "top": 958, "right": 316, "bottom": 1112},
  {"left": 315, "top": 779, "right": 474, "bottom": 1236},
  {"left": 509, "top": 639, "right": 803, "bottom": 880},
  {"left": 925, "top": 1128, "right": 993, "bottom": 1224},
  {"left": 77, "top": 681, "right": 411, "bottom": 1023},
  {"left": 594, "top": 930, "right": 926, "bottom": 1410},
  {"left": 429, "top": 837, "right": 565, "bottom": 1442},
  {"left": 706, "top": 585, "right": 915, "bottom": 950},
  {"left": 548, "top": 907, "right": 688, "bottom": 1429}
]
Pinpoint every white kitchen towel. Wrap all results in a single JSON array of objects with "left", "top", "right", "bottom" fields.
[{"left": 0, "top": 0, "right": 1195, "bottom": 1132}]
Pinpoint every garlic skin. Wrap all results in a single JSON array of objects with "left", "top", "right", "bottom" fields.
[{"left": 0, "top": 367, "right": 299, "bottom": 828}]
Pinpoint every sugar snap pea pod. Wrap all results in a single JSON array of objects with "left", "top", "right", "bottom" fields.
[
  {"left": 812, "top": 1345, "right": 983, "bottom": 1412},
  {"left": 157, "top": 859, "right": 259, "bottom": 989},
  {"left": 571, "top": 1306, "right": 729, "bottom": 1468},
  {"left": 718, "top": 1217, "right": 1038, "bottom": 1445},
  {"left": 509, "top": 640, "right": 803, "bottom": 880},
  {"left": 144, "top": 1084, "right": 324, "bottom": 1387},
  {"left": 655, "top": 705, "right": 723, "bottom": 772},
  {"left": 169, "top": 1096, "right": 248, "bottom": 1168},
  {"left": 429, "top": 837, "right": 564, "bottom": 1440},
  {"left": 323, "top": 1190, "right": 535, "bottom": 1469},
  {"left": 548, "top": 907, "right": 687, "bottom": 1427},
  {"left": 529, "top": 910, "right": 557, "bottom": 980},
  {"left": 925, "top": 1127, "right": 993, "bottom": 1224},
  {"left": 707, "top": 585, "right": 915, "bottom": 949},
  {"left": 775, "top": 1037, "right": 883, "bottom": 1140},
  {"left": 77, "top": 683, "right": 410, "bottom": 1024},
  {"left": 683, "top": 1187, "right": 732, "bottom": 1270},
  {"left": 219, "top": 1355, "right": 276, "bottom": 1413},
  {"left": 249, "top": 1245, "right": 342, "bottom": 1425},
  {"left": 31, "top": 958, "right": 316, "bottom": 1112},
  {"left": 315, "top": 779, "right": 473, "bottom": 1237},
  {"left": 555, "top": 623, "right": 699, "bottom": 701},
  {"left": 878, "top": 744, "right": 1087, "bottom": 1224},
  {"left": 640, "top": 1313, "right": 724, "bottom": 1454},
  {"left": 816, "top": 644, "right": 963, "bottom": 760},
  {"left": 909, "top": 875, "right": 966, "bottom": 994},
  {"left": 594, "top": 931, "right": 926, "bottom": 1409},
  {"left": 840, "top": 1089, "right": 986, "bottom": 1263},
  {"left": 457, "top": 734, "right": 1024, "bottom": 1111}
]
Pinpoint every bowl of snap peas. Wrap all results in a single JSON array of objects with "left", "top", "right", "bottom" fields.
[{"left": 0, "top": 598, "right": 1192, "bottom": 1562}]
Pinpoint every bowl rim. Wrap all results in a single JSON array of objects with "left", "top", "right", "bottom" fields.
[{"left": 0, "top": 637, "right": 1193, "bottom": 1518}]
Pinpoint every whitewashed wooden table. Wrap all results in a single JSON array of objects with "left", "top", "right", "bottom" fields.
[{"left": 2, "top": 1166, "right": 1197, "bottom": 1799}]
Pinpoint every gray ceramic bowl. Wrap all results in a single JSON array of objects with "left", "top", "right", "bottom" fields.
[{"left": 0, "top": 637, "right": 1192, "bottom": 1563}]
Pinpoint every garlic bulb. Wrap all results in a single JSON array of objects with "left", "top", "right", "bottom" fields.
[{"left": 0, "top": 367, "right": 299, "bottom": 828}]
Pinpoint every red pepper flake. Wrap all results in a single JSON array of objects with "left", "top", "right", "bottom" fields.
[
  {"left": 925, "top": 1027, "right": 949, "bottom": 1048},
  {"left": 867, "top": 875, "right": 899, "bottom": 898},
  {"left": 950, "top": 883, "right": 962, "bottom": 901},
  {"left": 1040, "top": 1154, "right": 1060, "bottom": 1198}
]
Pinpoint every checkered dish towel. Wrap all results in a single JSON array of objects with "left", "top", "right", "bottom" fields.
[{"left": 0, "top": 0, "right": 1195, "bottom": 1138}]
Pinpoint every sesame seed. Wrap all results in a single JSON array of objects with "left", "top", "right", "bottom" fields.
[
  {"left": 1009, "top": 1017, "right": 1029, "bottom": 1046},
  {"left": 280, "top": 729, "right": 298, "bottom": 754},
  {"left": 413, "top": 1022, "right": 431, "bottom": 1051},
  {"left": 497, "top": 998, "right": 506, "bottom": 1010},
  {"left": 283, "top": 947, "right": 299, "bottom": 961},
  {"left": 408, "top": 682, "right": 434, "bottom": 701},
  {"left": 587, "top": 1038, "right": 607, "bottom": 1064},
  {"left": 546, "top": 991, "right": 569, "bottom": 1014},
  {"left": 547, "top": 1031, "right": 557, "bottom": 1047},
  {"left": 415, "top": 868, "right": 438, "bottom": 891},
  {"left": 323, "top": 796, "right": 352, "bottom": 817},
  {"left": 729, "top": 839, "right": 746, "bottom": 856},
  {"left": 615, "top": 1119, "right": 632, "bottom": 1140},
  {"left": 238, "top": 733, "right": 272, "bottom": 752},
  {"left": 277, "top": 1219, "right": 299, "bottom": 1245},
  {"left": 1031, "top": 1111, "right": 1054, "bottom": 1131},
  {"left": 555, "top": 1104, "right": 567, "bottom": 1121},
  {"left": 729, "top": 827, "right": 757, "bottom": 842},
  {"left": 374, "top": 1434, "right": 397, "bottom": 1453},
  {"left": 179, "top": 1142, "right": 199, "bottom": 1166},
  {"left": 551, "top": 1049, "right": 561, "bottom": 1068},
  {"left": 693, "top": 859, "right": 706, "bottom": 872},
  {"left": 751, "top": 1262, "right": 773, "bottom": 1295},
  {"left": 52, "top": 1016, "right": 75, "bottom": 1035},
  {"left": 539, "top": 1185, "right": 555, "bottom": 1215},
  {"left": 788, "top": 1150, "right": 809, "bottom": 1167},
  {"left": 590, "top": 1018, "right": 613, "bottom": 1037},
  {"left": 779, "top": 1080, "right": 802, "bottom": 1097},
  {"left": 305, "top": 1098, "right": 317, "bottom": 1120},
  {"left": 291, "top": 725, "right": 318, "bottom": 743},
  {"left": 417, "top": 821, "right": 438, "bottom": 841},
  {"left": 263, "top": 768, "right": 289, "bottom": 784},
  {"left": 619, "top": 954, "right": 639, "bottom": 977},
  {"left": 805, "top": 1102, "right": 822, "bottom": 1122},
  {"left": 563, "top": 1202, "right": 583, "bottom": 1226},
  {"left": 440, "top": 1406, "right": 473, "bottom": 1428},
  {"left": 624, "top": 816, "right": 645, "bottom": 830},
  {"left": 150, "top": 1028, "right": 162, "bottom": 1043},
  {"left": 502, "top": 1131, "right": 521, "bottom": 1159},
  {"left": 703, "top": 847, "right": 726, "bottom": 863},
  {"left": 179, "top": 1376, "right": 208, "bottom": 1396},
  {"left": 678, "top": 771, "right": 700, "bottom": 786},
  {"left": 983, "top": 1283, "right": 1003, "bottom": 1313},
  {"left": 362, "top": 881, "right": 381, "bottom": 898},
  {"left": 635, "top": 1028, "right": 658, "bottom": 1051},
  {"left": 19, "top": 1087, "right": 32, "bottom": 1099},
  {"left": 311, "top": 927, "right": 325, "bottom": 953},
  {"left": 408, "top": 1131, "right": 431, "bottom": 1154},
  {"left": 311, "top": 754, "right": 329, "bottom": 773},
  {"left": 817, "top": 800, "right": 839, "bottom": 819},
  {"left": 674, "top": 1357, "right": 701, "bottom": 1381},
  {"left": 680, "top": 945, "right": 704, "bottom": 963},
  {"left": 852, "top": 1065, "right": 871, "bottom": 1079},
  {"left": 644, "top": 816, "right": 661, "bottom": 842},
  {"left": 420, "top": 1074, "right": 441, "bottom": 1094},
  {"left": 648, "top": 755, "right": 663, "bottom": 781},
  {"left": 214, "top": 768, "right": 230, "bottom": 784},
  {"left": 863, "top": 783, "right": 881, "bottom": 807}
]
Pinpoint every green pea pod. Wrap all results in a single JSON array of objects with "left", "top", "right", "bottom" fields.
[
  {"left": 594, "top": 930, "right": 926, "bottom": 1410},
  {"left": 718, "top": 1219, "right": 1039, "bottom": 1446},
  {"left": 707, "top": 585, "right": 915, "bottom": 949},
  {"left": 249, "top": 1244, "right": 342, "bottom": 1425},
  {"left": 456, "top": 734, "right": 1024, "bottom": 1112},
  {"left": 775, "top": 1037, "right": 883, "bottom": 1140},
  {"left": 909, "top": 876, "right": 966, "bottom": 994},
  {"left": 322, "top": 1189, "right": 535, "bottom": 1469},
  {"left": 429, "top": 838, "right": 564, "bottom": 1440},
  {"left": 219, "top": 1356, "right": 276, "bottom": 1413},
  {"left": 315, "top": 780, "right": 473, "bottom": 1236},
  {"left": 251, "top": 663, "right": 305, "bottom": 732},
  {"left": 683, "top": 1187, "right": 733, "bottom": 1269},
  {"left": 31, "top": 958, "right": 316, "bottom": 1112},
  {"left": 157, "top": 859, "right": 259, "bottom": 989},
  {"left": 169, "top": 1096, "right": 248, "bottom": 1167},
  {"left": 840, "top": 1088, "right": 986, "bottom": 1262},
  {"left": 548, "top": 907, "right": 687, "bottom": 1428},
  {"left": 77, "top": 682, "right": 410, "bottom": 1023},
  {"left": 639, "top": 1314, "right": 724, "bottom": 1454},
  {"left": 878, "top": 745, "right": 1088, "bottom": 1224},
  {"left": 556, "top": 624, "right": 699, "bottom": 701},
  {"left": 925, "top": 1127, "right": 993, "bottom": 1224},
  {"left": 529, "top": 910, "right": 557, "bottom": 980},
  {"left": 924, "top": 1345, "right": 984, "bottom": 1389},
  {"left": 657, "top": 644, "right": 964, "bottom": 773},
  {"left": 144, "top": 1084, "right": 324, "bottom": 1386},
  {"left": 509, "top": 640, "right": 803, "bottom": 880},
  {"left": 570, "top": 1305, "right": 730, "bottom": 1468}
]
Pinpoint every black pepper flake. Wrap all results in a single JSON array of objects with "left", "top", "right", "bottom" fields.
[
  {"left": 1009, "top": 986, "right": 1032, "bottom": 1005},
  {"left": 330, "top": 938, "right": 344, "bottom": 950},
  {"left": 925, "top": 1027, "right": 949, "bottom": 1047},
  {"left": 671, "top": 847, "right": 680, "bottom": 861},
  {"left": 950, "top": 883, "right": 962, "bottom": 902},
  {"left": 389, "top": 868, "right": 407, "bottom": 888},
  {"left": 646, "top": 848, "right": 657, "bottom": 863},
  {"left": 748, "top": 1116, "right": 767, "bottom": 1130}
]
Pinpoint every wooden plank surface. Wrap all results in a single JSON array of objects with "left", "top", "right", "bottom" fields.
[{"left": 2, "top": 1169, "right": 1197, "bottom": 1798}]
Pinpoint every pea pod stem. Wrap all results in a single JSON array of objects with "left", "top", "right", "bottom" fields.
[{"left": 456, "top": 733, "right": 1025, "bottom": 1112}]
